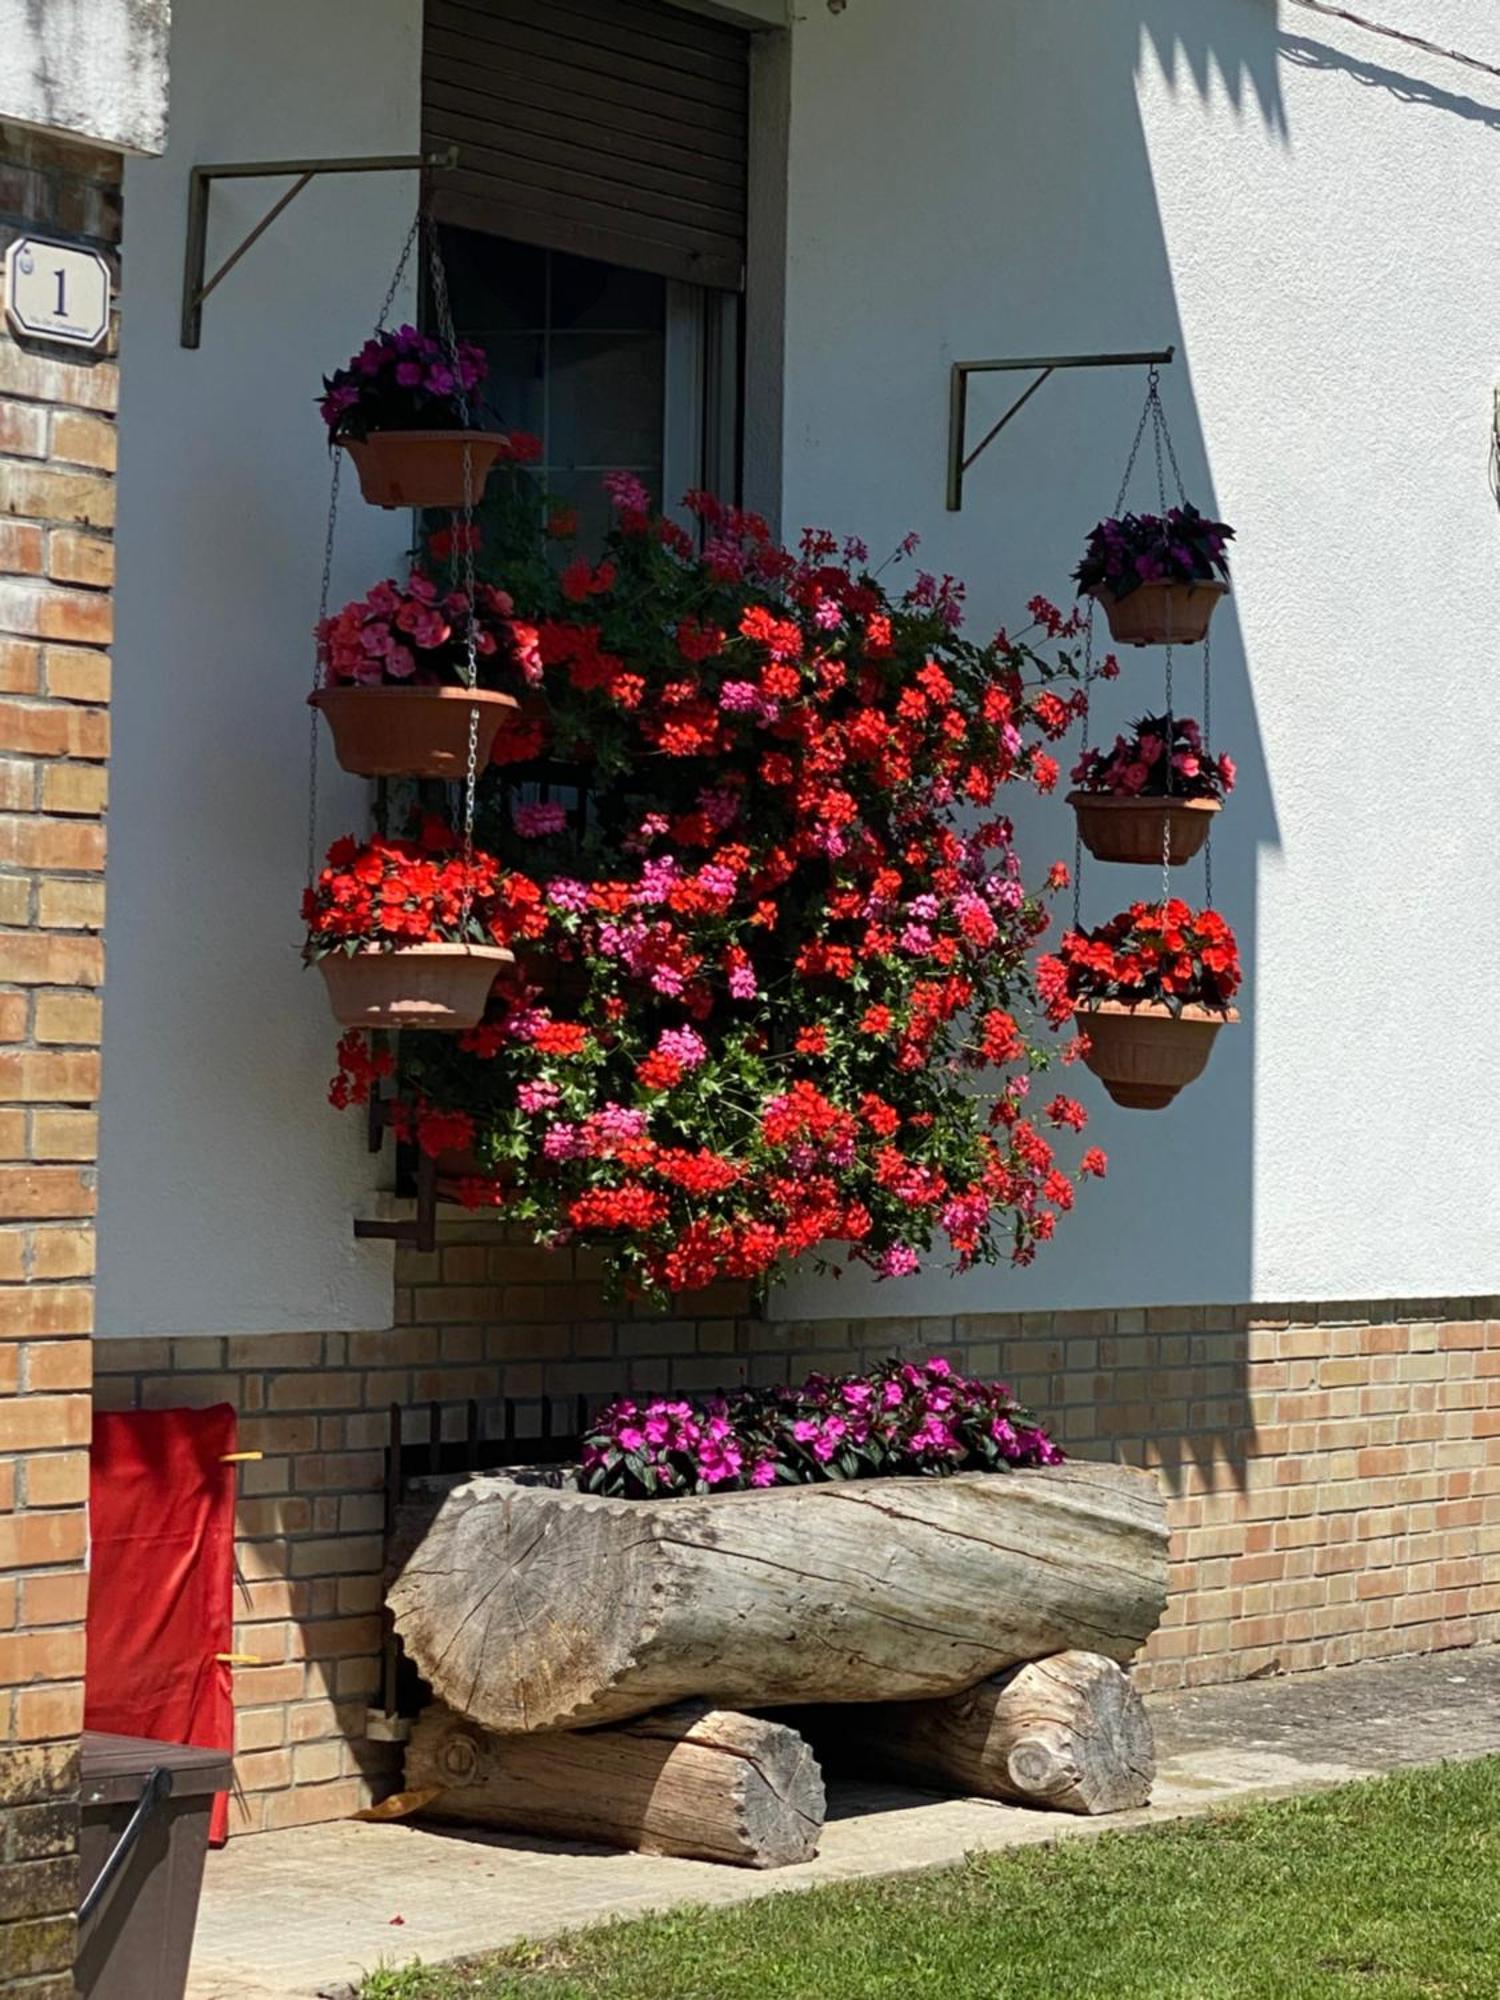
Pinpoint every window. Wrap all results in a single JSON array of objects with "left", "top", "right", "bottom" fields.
[{"left": 438, "top": 221, "right": 740, "bottom": 545}]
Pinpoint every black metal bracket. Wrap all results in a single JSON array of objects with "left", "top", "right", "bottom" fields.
[
  {"left": 353, "top": 1091, "right": 438, "bottom": 1253},
  {"left": 946, "top": 345, "right": 1176, "bottom": 511},
  {"left": 78, "top": 1766, "right": 173, "bottom": 1933},
  {"left": 180, "top": 148, "right": 459, "bottom": 349}
]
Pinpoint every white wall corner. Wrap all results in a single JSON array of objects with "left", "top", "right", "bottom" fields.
[{"left": 0, "top": 0, "right": 170, "bottom": 155}]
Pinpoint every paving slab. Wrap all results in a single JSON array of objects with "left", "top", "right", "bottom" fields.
[{"left": 185, "top": 1648, "right": 1500, "bottom": 2000}]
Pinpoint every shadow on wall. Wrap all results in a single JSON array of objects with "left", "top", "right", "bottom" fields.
[{"left": 771, "top": 0, "right": 1305, "bottom": 1497}]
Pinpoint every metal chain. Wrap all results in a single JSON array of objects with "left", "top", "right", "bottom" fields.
[
  {"left": 426, "top": 225, "right": 482, "bottom": 923},
  {"left": 1154, "top": 393, "right": 1188, "bottom": 509},
  {"left": 1113, "top": 368, "right": 1159, "bottom": 518},
  {"left": 306, "top": 450, "right": 343, "bottom": 891},
  {"left": 1202, "top": 623, "right": 1213, "bottom": 909},
  {"left": 376, "top": 212, "right": 421, "bottom": 334},
  {"left": 1161, "top": 640, "right": 1175, "bottom": 909},
  {"left": 1072, "top": 603, "right": 1093, "bottom": 931}
]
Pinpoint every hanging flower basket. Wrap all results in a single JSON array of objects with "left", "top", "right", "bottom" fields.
[
  {"left": 305, "top": 833, "right": 529, "bottom": 1034},
  {"left": 310, "top": 685, "right": 519, "bottom": 779},
  {"left": 1091, "top": 578, "right": 1227, "bottom": 648},
  {"left": 1038, "top": 899, "right": 1241, "bottom": 1113},
  {"left": 320, "top": 325, "right": 508, "bottom": 509},
  {"left": 318, "top": 943, "right": 512, "bottom": 1031},
  {"left": 1075, "top": 1001, "right": 1237, "bottom": 1110},
  {"left": 1068, "top": 793, "right": 1219, "bottom": 866},
  {"left": 1074, "top": 505, "right": 1233, "bottom": 649},
  {"left": 339, "top": 429, "right": 512, "bottom": 511}
]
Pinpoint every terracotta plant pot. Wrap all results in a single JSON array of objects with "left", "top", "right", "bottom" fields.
[
  {"left": 310, "top": 685, "right": 519, "bottom": 780},
  {"left": 1076, "top": 1001, "right": 1237, "bottom": 1110},
  {"left": 1067, "top": 792, "right": 1220, "bottom": 866},
  {"left": 1092, "top": 579, "right": 1227, "bottom": 647},
  {"left": 317, "top": 943, "right": 512, "bottom": 1032},
  {"left": 338, "top": 429, "right": 511, "bottom": 510}
]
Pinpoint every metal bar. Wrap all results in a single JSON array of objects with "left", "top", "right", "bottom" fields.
[
  {"left": 961, "top": 366, "right": 1054, "bottom": 474},
  {"left": 78, "top": 1766, "right": 173, "bottom": 1932},
  {"left": 957, "top": 346, "right": 1175, "bottom": 376},
  {"left": 195, "top": 171, "right": 314, "bottom": 310},
  {"left": 180, "top": 148, "right": 458, "bottom": 349},
  {"left": 946, "top": 345, "right": 1175, "bottom": 511}
]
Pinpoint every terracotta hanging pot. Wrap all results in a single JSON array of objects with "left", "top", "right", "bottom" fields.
[
  {"left": 1076, "top": 1001, "right": 1237, "bottom": 1110},
  {"left": 1067, "top": 792, "right": 1220, "bottom": 866},
  {"left": 310, "top": 685, "right": 519, "bottom": 780},
  {"left": 318, "top": 943, "right": 513, "bottom": 1032},
  {"left": 1092, "top": 579, "right": 1227, "bottom": 648},
  {"left": 338, "top": 429, "right": 511, "bottom": 510}
]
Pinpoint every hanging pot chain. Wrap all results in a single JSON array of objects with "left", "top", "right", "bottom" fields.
[
  {"left": 306, "top": 450, "right": 344, "bottom": 893},
  {"left": 1160, "top": 637, "right": 1175, "bottom": 909},
  {"left": 375, "top": 212, "right": 421, "bottom": 335},
  {"left": 1201, "top": 623, "right": 1213, "bottom": 909},
  {"left": 1072, "top": 604, "right": 1094, "bottom": 932},
  {"left": 425, "top": 224, "right": 483, "bottom": 923}
]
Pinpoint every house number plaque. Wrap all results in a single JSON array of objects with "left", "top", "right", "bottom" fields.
[{"left": 4, "top": 237, "right": 112, "bottom": 349}]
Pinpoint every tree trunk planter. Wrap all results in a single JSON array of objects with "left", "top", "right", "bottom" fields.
[
  {"left": 1067, "top": 792, "right": 1219, "bottom": 867},
  {"left": 407, "top": 1701, "right": 825, "bottom": 1868},
  {"left": 388, "top": 1461, "right": 1168, "bottom": 1736},
  {"left": 1092, "top": 579, "right": 1227, "bottom": 647},
  {"left": 309, "top": 686, "right": 518, "bottom": 780},
  {"left": 807, "top": 1650, "right": 1153, "bottom": 1816},
  {"left": 318, "top": 943, "right": 511, "bottom": 1032},
  {"left": 338, "top": 429, "right": 511, "bottom": 510},
  {"left": 1078, "top": 1001, "right": 1236, "bottom": 1109}
]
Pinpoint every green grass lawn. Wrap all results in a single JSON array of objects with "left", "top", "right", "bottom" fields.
[{"left": 357, "top": 1758, "right": 1500, "bottom": 2000}]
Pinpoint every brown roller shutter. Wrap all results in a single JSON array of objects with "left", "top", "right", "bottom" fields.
[{"left": 423, "top": 0, "right": 749, "bottom": 292}]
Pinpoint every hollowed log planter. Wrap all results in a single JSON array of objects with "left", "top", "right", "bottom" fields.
[
  {"left": 318, "top": 943, "right": 511, "bottom": 1032},
  {"left": 1068, "top": 792, "right": 1219, "bottom": 867},
  {"left": 1093, "top": 579, "right": 1227, "bottom": 647},
  {"left": 1078, "top": 1000, "right": 1237, "bottom": 1110},
  {"left": 338, "top": 428, "right": 510, "bottom": 509},
  {"left": 387, "top": 1461, "right": 1168, "bottom": 1736},
  {"left": 310, "top": 686, "right": 519, "bottom": 780}
]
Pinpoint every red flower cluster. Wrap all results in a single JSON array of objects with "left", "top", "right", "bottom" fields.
[
  {"left": 325, "top": 484, "right": 1113, "bottom": 1300},
  {"left": 1071, "top": 712, "right": 1234, "bottom": 802},
  {"left": 1038, "top": 900, "right": 1241, "bottom": 1022},
  {"left": 302, "top": 827, "right": 537, "bottom": 957}
]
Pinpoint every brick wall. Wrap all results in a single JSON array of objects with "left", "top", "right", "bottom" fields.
[
  {"left": 93, "top": 1221, "right": 1500, "bottom": 1836},
  {"left": 0, "top": 122, "right": 118, "bottom": 1996}
]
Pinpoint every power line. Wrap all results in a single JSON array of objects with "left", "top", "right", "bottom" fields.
[{"left": 1283, "top": 0, "right": 1500, "bottom": 89}]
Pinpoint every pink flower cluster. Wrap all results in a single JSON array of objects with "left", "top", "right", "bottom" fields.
[
  {"left": 579, "top": 1356, "right": 1062, "bottom": 1498},
  {"left": 316, "top": 574, "right": 541, "bottom": 690}
]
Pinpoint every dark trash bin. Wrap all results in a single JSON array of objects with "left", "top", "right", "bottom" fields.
[{"left": 77, "top": 1730, "right": 231, "bottom": 2000}]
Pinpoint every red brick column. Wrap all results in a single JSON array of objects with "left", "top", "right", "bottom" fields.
[{"left": 0, "top": 122, "right": 118, "bottom": 1997}]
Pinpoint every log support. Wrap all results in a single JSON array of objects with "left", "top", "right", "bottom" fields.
[
  {"left": 809, "top": 1651, "right": 1155, "bottom": 1816},
  {"left": 406, "top": 1701, "right": 826, "bottom": 1869}
]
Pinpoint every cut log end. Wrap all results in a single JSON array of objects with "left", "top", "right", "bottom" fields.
[
  {"left": 811, "top": 1650, "right": 1155, "bottom": 1817},
  {"left": 407, "top": 1701, "right": 825, "bottom": 1869}
]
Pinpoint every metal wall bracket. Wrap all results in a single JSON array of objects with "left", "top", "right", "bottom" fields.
[
  {"left": 946, "top": 345, "right": 1175, "bottom": 511},
  {"left": 353, "top": 1090, "right": 438, "bottom": 1254},
  {"left": 180, "top": 148, "right": 459, "bottom": 349}
]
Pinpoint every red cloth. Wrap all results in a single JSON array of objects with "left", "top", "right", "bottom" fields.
[{"left": 86, "top": 1406, "right": 237, "bottom": 1843}]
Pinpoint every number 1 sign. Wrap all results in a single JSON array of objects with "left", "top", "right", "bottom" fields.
[{"left": 4, "top": 237, "right": 112, "bottom": 350}]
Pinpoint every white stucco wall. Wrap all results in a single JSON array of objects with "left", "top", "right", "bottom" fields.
[
  {"left": 98, "top": 0, "right": 420, "bottom": 1334},
  {"left": 0, "top": 0, "right": 170, "bottom": 155},
  {"left": 776, "top": 0, "right": 1500, "bottom": 1316},
  {"left": 99, "top": 0, "right": 1500, "bottom": 1334}
]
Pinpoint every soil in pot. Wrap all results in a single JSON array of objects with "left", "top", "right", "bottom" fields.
[
  {"left": 338, "top": 429, "right": 510, "bottom": 510},
  {"left": 1093, "top": 579, "right": 1227, "bottom": 647},
  {"left": 1076, "top": 1001, "right": 1237, "bottom": 1109},
  {"left": 310, "top": 685, "right": 519, "bottom": 780},
  {"left": 318, "top": 943, "right": 512, "bottom": 1032},
  {"left": 1067, "top": 792, "right": 1219, "bottom": 866}
]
